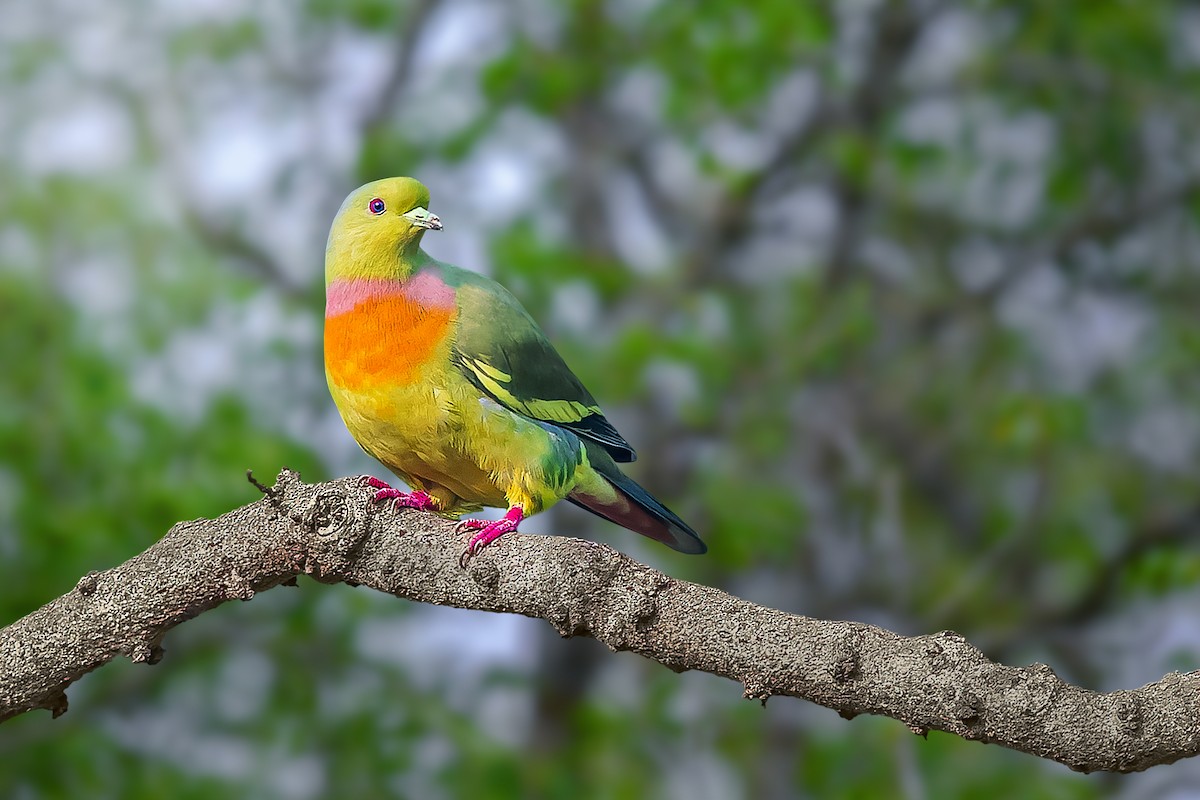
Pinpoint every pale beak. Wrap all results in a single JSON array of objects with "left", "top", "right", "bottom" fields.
[{"left": 403, "top": 207, "right": 443, "bottom": 231}]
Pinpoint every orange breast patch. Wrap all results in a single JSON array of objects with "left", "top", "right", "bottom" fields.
[{"left": 325, "top": 294, "right": 456, "bottom": 390}]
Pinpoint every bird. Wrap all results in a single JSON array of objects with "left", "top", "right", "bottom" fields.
[{"left": 323, "top": 177, "right": 706, "bottom": 564}]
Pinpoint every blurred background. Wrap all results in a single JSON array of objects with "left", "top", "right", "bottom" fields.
[{"left": 3, "top": 0, "right": 1200, "bottom": 796}]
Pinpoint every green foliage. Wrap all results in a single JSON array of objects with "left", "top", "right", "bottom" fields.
[
  {"left": 305, "top": 0, "right": 404, "bottom": 30},
  {"left": 643, "top": 3, "right": 830, "bottom": 118}
]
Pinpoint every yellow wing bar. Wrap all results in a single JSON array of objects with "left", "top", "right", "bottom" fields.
[{"left": 462, "top": 357, "right": 600, "bottom": 424}]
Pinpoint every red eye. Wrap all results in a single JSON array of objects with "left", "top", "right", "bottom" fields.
[{"left": 368, "top": 198, "right": 386, "bottom": 215}]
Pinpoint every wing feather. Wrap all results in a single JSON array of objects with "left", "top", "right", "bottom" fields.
[{"left": 451, "top": 280, "right": 636, "bottom": 462}]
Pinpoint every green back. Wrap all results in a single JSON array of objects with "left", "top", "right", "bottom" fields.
[{"left": 436, "top": 260, "right": 637, "bottom": 462}]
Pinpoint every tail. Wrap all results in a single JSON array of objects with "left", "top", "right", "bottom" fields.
[{"left": 568, "top": 446, "right": 707, "bottom": 555}]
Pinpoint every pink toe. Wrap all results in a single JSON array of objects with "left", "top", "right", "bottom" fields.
[
  {"left": 462, "top": 507, "right": 525, "bottom": 555},
  {"left": 396, "top": 490, "right": 436, "bottom": 511},
  {"left": 370, "top": 487, "right": 437, "bottom": 511},
  {"left": 467, "top": 527, "right": 503, "bottom": 552}
]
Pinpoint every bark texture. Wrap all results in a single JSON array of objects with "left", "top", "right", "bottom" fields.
[{"left": 1, "top": 469, "right": 1197, "bottom": 773}]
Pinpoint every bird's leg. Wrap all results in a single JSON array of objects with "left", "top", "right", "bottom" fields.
[
  {"left": 359, "top": 476, "right": 438, "bottom": 512},
  {"left": 457, "top": 506, "right": 524, "bottom": 567}
]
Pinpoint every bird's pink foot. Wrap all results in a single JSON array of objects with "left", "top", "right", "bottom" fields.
[
  {"left": 361, "top": 476, "right": 391, "bottom": 491},
  {"left": 458, "top": 507, "right": 524, "bottom": 567},
  {"left": 360, "top": 476, "right": 437, "bottom": 511}
]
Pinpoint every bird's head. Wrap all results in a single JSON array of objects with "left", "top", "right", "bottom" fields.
[{"left": 325, "top": 177, "right": 442, "bottom": 282}]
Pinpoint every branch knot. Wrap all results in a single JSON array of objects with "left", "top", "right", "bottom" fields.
[
  {"left": 299, "top": 487, "right": 369, "bottom": 578},
  {"left": 75, "top": 571, "right": 100, "bottom": 597}
]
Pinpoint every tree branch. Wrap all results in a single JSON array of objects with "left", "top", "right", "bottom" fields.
[{"left": 1, "top": 469, "right": 1198, "bottom": 773}]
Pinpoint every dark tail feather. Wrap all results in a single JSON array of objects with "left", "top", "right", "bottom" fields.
[{"left": 568, "top": 463, "right": 707, "bottom": 555}]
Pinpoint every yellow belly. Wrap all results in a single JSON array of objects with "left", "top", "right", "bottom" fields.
[
  {"left": 325, "top": 300, "right": 583, "bottom": 514},
  {"left": 327, "top": 365, "right": 496, "bottom": 506},
  {"left": 327, "top": 359, "right": 578, "bottom": 515}
]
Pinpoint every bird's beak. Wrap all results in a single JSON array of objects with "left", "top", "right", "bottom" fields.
[{"left": 403, "top": 207, "right": 443, "bottom": 231}]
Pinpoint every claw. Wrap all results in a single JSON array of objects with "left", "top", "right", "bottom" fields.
[
  {"left": 361, "top": 478, "right": 437, "bottom": 511},
  {"left": 454, "top": 518, "right": 487, "bottom": 534},
  {"left": 361, "top": 475, "right": 391, "bottom": 490},
  {"left": 384, "top": 489, "right": 437, "bottom": 511},
  {"left": 458, "top": 507, "right": 524, "bottom": 568}
]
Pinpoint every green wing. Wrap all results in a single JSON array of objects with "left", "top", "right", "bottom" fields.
[{"left": 450, "top": 277, "right": 636, "bottom": 463}]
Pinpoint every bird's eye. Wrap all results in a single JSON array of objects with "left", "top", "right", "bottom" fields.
[{"left": 368, "top": 198, "right": 386, "bottom": 215}]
